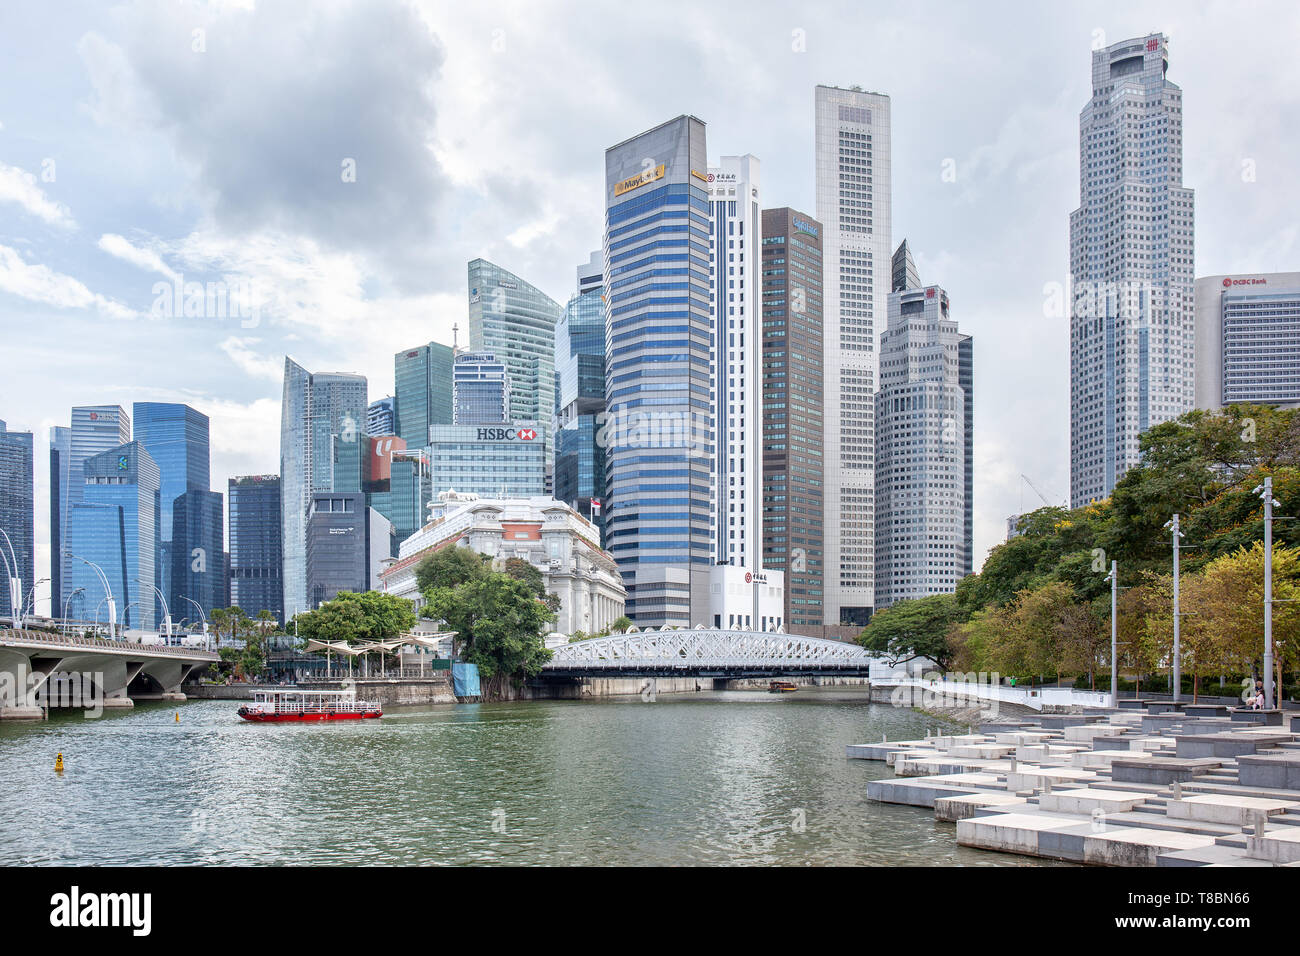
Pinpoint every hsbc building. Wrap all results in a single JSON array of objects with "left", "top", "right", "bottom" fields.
[{"left": 427, "top": 423, "right": 548, "bottom": 499}]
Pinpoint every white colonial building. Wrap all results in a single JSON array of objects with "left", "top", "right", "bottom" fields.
[{"left": 379, "top": 490, "right": 626, "bottom": 636}]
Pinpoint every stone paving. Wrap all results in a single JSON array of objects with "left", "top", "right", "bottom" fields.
[{"left": 851, "top": 707, "right": 1300, "bottom": 866}]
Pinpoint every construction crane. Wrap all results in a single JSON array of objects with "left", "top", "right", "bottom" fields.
[{"left": 1020, "top": 474, "right": 1066, "bottom": 512}]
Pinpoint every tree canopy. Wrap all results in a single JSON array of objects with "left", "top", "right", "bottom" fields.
[{"left": 862, "top": 404, "right": 1300, "bottom": 698}]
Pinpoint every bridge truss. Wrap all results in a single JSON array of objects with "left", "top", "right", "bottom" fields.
[{"left": 542, "top": 628, "right": 874, "bottom": 677}]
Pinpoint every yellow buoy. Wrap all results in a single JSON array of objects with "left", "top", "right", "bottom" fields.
[
  {"left": 175, "top": 712, "right": 180, "bottom": 722},
  {"left": 55, "top": 753, "right": 64, "bottom": 773}
]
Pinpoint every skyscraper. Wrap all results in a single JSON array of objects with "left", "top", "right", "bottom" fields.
[
  {"left": 48, "top": 425, "right": 70, "bottom": 614},
  {"left": 553, "top": 250, "right": 607, "bottom": 538},
  {"left": 133, "top": 403, "right": 219, "bottom": 622},
  {"left": 393, "top": 343, "right": 453, "bottom": 450},
  {"left": 65, "top": 441, "right": 159, "bottom": 630},
  {"left": 364, "top": 436, "right": 430, "bottom": 548},
  {"left": 761, "top": 208, "right": 825, "bottom": 635},
  {"left": 814, "top": 85, "right": 892, "bottom": 627},
  {"left": 280, "top": 357, "right": 367, "bottom": 617},
  {"left": 874, "top": 282, "right": 973, "bottom": 609},
  {"left": 467, "top": 258, "right": 562, "bottom": 482},
  {"left": 1194, "top": 273, "right": 1300, "bottom": 410},
  {"left": 52, "top": 406, "right": 131, "bottom": 616},
  {"left": 603, "top": 115, "right": 714, "bottom": 628},
  {"left": 228, "top": 475, "right": 283, "bottom": 623},
  {"left": 707, "top": 155, "right": 762, "bottom": 574},
  {"left": 452, "top": 352, "right": 511, "bottom": 425},
  {"left": 366, "top": 396, "right": 396, "bottom": 438},
  {"left": 0, "top": 420, "right": 34, "bottom": 621},
  {"left": 1070, "top": 33, "right": 1195, "bottom": 507},
  {"left": 171, "top": 489, "right": 224, "bottom": 621}
]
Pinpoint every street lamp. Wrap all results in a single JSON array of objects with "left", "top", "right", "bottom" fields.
[
  {"left": 23, "top": 577, "right": 50, "bottom": 620},
  {"left": 62, "top": 586, "right": 86, "bottom": 635},
  {"left": 177, "top": 595, "right": 208, "bottom": 650},
  {"left": 1163, "top": 515, "right": 1185, "bottom": 704},
  {"left": 134, "top": 578, "right": 172, "bottom": 641},
  {"left": 1254, "top": 477, "right": 1282, "bottom": 710},
  {"left": 66, "top": 551, "right": 116, "bottom": 640},
  {"left": 0, "top": 528, "right": 22, "bottom": 629},
  {"left": 1106, "top": 560, "right": 1119, "bottom": 708},
  {"left": 119, "top": 601, "right": 141, "bottom": 631}
]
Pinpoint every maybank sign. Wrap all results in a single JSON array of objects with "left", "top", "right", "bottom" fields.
[
  {"left": 614, "top": 163, "right": 665, "bottom": 196},
  {"left": 793, "top": 217, "right": 819, "bottom": 237}
]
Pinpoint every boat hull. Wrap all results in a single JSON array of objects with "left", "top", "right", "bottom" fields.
[{"left": 237, "top": 709, "right": 382, "bottom": 722}]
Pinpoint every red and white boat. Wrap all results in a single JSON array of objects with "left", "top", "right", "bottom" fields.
[{"left": 237, "top": 688, "right": 382, "bottom": 722}]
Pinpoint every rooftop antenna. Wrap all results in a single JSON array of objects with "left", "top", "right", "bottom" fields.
[{"left": 452, "top": 322, "right": 459, "bottom": 355}]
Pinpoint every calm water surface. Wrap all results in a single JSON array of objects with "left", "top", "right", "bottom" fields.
[{"left": 0, "top": 687, "right": 1062, "bottom": 865}]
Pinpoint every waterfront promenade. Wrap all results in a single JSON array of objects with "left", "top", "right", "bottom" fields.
[{"left": 852, "top": 703, "right": 1300, "bottom": 865}]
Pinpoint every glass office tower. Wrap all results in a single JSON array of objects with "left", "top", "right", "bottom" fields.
[
  {"left": 467, "top": 259, "right": 562, "bottom": 484},
  {"left": 366, "top": 397, "right": 396, "bottom": 438},
  {"left": 0, "top": 420, "right": 35, "bottom": 620},
  {"left": 760, "top": 208, "right": 826, "bottom": 634},
  {"left": 65, "top": 441, "right": 160, "bottom": 630},
  {"left": 602, "top": 115, "right": 714, "bottom": 627},
  {"left": 554, "top": 250, "right": 608, "bottom": 541},
  {"left": 133, "top": 403, "right": 218, "bottom": 622},
  {"left": 393, "top": 342, "right": 454, "bottom": 450},
  {"left": 281, "top": 357, "right": 367, "bottom": 617},
  {"left": 228, "top": 475, "right": 283, "bottom": 623},
  {"left": 52, "top": 406, "right": 131, "bottom": 616},
  {"left": 452, "top": 352, "right": 511, "bottom": 425}
]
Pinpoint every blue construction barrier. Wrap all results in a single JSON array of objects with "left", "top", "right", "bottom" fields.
[{"left": 451, "top": 661, "right": 481, "bottom": 698}]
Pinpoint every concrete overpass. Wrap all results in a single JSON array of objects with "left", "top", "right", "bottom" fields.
[
  {"left": 0, "top": 628, "right": 218, "bottom": 719},
  {"left": 541, "top": 627, "right": 875, "bottom": 679}
]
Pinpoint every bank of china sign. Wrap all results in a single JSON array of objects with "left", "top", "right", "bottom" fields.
[{"left": 614, "top": 163, "right": 665, "bottom": 197}]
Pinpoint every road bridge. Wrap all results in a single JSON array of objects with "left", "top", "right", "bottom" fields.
[
  {"left": 541, "top": 627, "right": 874, "bottom": 679},
  {"left": 0, "top": 628, "right": 218, "bottom": 719}
]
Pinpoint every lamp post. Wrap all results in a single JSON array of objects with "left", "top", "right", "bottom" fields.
[
  {"left": 1107, "top": 560, "right": 1119, "bottom": 708},
  {"left": 67, "top": 551, "right": 116, "bottom": 640},
  {"left": 23, "top": 577, "right": 50, "bottom": 620},
  {"left": 1254, "top": 477, "right": 1281, "bottom": 710},
  {"left": 62, "top": 586, "right": 85, "bottom": 635},
  {"left": 119, "top": 601, "right": 141, "bottom": 632},
  {"left": 0, "top": 528, "right": 22, "bottom": 629},
  {"left": 93, "top": 596, "right": 109, "bottom": 636},
  {"left": 1163, "top": 515, "right": 1184, "bottom": 703},
  {"left": 135, "top": 578, "right": 172, "bottom": 642},
  {"left": 178, "top": 595, "right": 208, "bottom": 650}
]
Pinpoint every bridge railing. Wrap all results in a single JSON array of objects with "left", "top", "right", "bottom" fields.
[
  {"left": 543, "top": 628, "right": 877, "bottom": 671},
  {"left": 0, "top": 628, "right": 217, "bottom": 659}
]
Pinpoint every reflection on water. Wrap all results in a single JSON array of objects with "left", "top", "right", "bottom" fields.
[{"left": 0, "top": 687, "right": 1062, "bottom": 865}]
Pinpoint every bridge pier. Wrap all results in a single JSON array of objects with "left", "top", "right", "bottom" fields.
[{"left": 0, "top": 630, "right": 217, "bottom": 717}]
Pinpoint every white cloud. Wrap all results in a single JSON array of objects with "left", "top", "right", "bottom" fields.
[
  {"left": 220, "top": 336, "right": 283, "bottom": 382},
  {"left": 98, "top": 233, "right": 180, "bottom": 282},
  {"left": 0, "top": 162, "right": 76, "bottom": 228},
  {"left": 0, "top": 244, "right": 138, "bottom": 320}
]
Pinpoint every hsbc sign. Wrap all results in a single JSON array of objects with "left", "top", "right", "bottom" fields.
[{"left": 476, "top": 427, "right": 536, "bottom": 441}]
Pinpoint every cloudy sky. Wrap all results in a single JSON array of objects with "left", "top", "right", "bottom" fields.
[{"left": 2, "top": 0, "right": 1297, "bottom": 614}]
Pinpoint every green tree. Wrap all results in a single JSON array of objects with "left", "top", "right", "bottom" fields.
[
  {"left": 857, "top": 594, "right": 960, "bottom": 669},
  {"left": 415, "top": 546, "right": 490, "bottom": 594},
  {"left": 422, "top": 574, "right": 553, "bottom": 692}
]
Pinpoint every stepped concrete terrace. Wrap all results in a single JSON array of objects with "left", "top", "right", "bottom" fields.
[{"left": 851, "top": 703, "right": 1300, "bottom": 866}]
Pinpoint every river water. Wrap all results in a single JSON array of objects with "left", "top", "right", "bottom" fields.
[{"left": 0, "top": 687, "right": 1061, "bottom": 866}]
